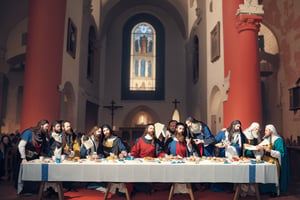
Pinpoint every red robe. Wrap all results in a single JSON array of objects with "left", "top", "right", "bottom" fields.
[
  {"left": 130, "top": 137, "right": 156, "bottom": 158},
  {"left": 130, "top": 136, "right": 165, "bottom": 158},
  {"left": 175, "top": 142, "right": 187, "bottom": 158},
  {"left": 127, "top": 136, "right": 165, "bottom": 194},
  {"left": 169, "top": 139, "right": 188, "bottom": 158}
]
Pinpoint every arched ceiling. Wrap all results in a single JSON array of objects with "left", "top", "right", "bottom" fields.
[
  {"left": 99, "top": 0, "right": 187, "bottom": 40},
  {"left": 0, "top": 0, "right": 28, "bottom": 44}
]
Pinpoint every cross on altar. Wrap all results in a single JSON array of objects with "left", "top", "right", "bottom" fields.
[
  {"left": 172, "top": 99, "right": 180, "bottom": 109},
  {"left": 103, "top": 100, "right": 123, "bottom": 128}
]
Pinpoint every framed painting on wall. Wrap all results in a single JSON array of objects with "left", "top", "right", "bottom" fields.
[
  {"left": 66, "top": 18, "right": 77, "bottom": 58},
  {"left": 210, "top": 21, "right": 220, "bottom": 62}
]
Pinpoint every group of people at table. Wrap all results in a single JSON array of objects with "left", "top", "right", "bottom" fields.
[{"left": 17, "top": 117, "right": 289, "bottom": 198}]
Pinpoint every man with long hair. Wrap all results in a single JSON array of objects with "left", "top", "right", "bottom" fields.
[
  {"left": 129, "top": 123, "right": 165, "bottom": 196},
  {"left": 93, "top": 124, "right": 128, "bottom": 194},
  {"left": 80, "top": 126, "right": 102, "bottom": 158},
  {"left": 130, "top": 123, "right": 165, "bottom": 158},
  {"left": 164, "top": 120, "right": 177, "bottom": 152},
  {"left": 49, "top": 120, "right": 63, "bottom": 157},
  {"left": 17, "top": 119, "right": 50, "bottom": 194},
  {"left": 100, "top": 124, "right": 127, "bottom": 158},
  {"left": 166, "top": 122, "right": 192, "bottom": 158},
  {"left": 215, "top": 120, "right": 246, "bottom": 158},
  {"left": 18, "top": 119, "right": 50, "bottom": 162},
  {"left": 185, "top": 116, "right": 216, "bottom": 157},
  {"left": 61, "top": 120, "right": 79, "bottom": 157},
  {"left": 212, "top": 120, "right": 246, "bottom": 193}
]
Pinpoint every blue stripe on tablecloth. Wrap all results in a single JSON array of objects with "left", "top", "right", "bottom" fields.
[
  {"left": 249, "top": 165, "right": 256, "bottom": 183},
  {"left": 41, "top": 163, "right": 48, "bottom": 181}
]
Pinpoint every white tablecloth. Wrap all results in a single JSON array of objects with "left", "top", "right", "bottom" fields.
[{"left": 18, "top": 158, "right": 278, "bottom": 193}]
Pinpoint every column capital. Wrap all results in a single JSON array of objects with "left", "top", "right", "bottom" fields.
[{"left": 236, "top": 14, "right": 263, "bottom": 33}]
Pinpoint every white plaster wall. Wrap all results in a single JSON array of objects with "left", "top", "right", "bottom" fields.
[
  {"left": 61, "top": 0, "right": 84, "bottom": 130},
  {"left": 206, "top": 0, "right": 224, "bottom": 132},
  {"left": 185, "top": 0, "right": 209, "bottom": 123}
]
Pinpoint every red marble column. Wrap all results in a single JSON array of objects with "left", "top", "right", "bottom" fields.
[
  {"left": 20, "top": 0, "right": 66, "bottom": 131},
  {"left": 223, "top": 1, "right": 263, "bottom": 128},
  {"left": 235, "top": 14, "right": 263, "bottom": 127},
  {"left": 223, "top": 0, "right": 240, "bottom": 127}
]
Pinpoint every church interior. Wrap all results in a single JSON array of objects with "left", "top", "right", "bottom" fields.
[{"left": 0, "top": 0, "right": 300, "bottom": 198}]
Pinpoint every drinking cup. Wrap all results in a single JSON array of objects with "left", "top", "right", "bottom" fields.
[
  {"left": 55, "top": 156, "right": 61, "bottom": 163},
  {"left": 256, "top": 155, "right": 261, "bottom": 162}
]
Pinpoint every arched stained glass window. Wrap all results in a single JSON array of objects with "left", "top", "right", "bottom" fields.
[
  {"left": 130, "top": 23, "right": 156, "bottom": 90},
  {"left": 122, "top": 13, "right": 164, "bottom": 100}
]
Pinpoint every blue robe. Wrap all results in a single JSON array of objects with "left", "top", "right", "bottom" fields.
[
  {"left": 168, "top": 139, "right": 191, "bottom": 157},
  {"left": 21, "top": 129, "right": 49, "bottom": 159},
  {"left": 215, "top": 130, "right": 246, "bottom": 157},
  {"left": 100, "top": 136, "right": 127, "bottom": 158},
  {"left": 194, "top": 125, "right": 216, "bottom": 156}
]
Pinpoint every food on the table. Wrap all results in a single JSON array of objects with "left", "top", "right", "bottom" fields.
[
  {"left": 143, "top": 156, "right": 155, "bottom": 161},
  {"left": 73, "top": 157, "right": 80, "bottom": 162},
  {"left": 185, "top": 157, "right": 197, "bottom": 162},
  {"left": 106, "top": 155, "right": 117, "bottom": 161}
]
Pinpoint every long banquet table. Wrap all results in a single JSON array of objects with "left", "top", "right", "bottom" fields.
[{"left": 18, "top": 158, "right": 279, "bottom": 200}]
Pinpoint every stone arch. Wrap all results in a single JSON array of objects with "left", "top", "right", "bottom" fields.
[
  {"left": 123, "top": 105, "right": 159, "bottom": 127},
  {"left": 60, "top": 81, "right": 75, "bottom": 123},
  {"left": 100, "top": 0, "right": 186, "bottom": 42},
  {"left": 209, "top": 85, "right": 223, "bottom": 134},
  {"left": 259, "top": 23, "right": 279, "bottom": 55},
  {"left": 258, "top": 23, "right": 280, "bottom": 126}
]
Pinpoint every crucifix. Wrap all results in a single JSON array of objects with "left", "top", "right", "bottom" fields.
[
  {"left": 172, "top": 99, "right": 180, "bottom": 109},
  {"left": 103, "top": 100, "right": 123, "bottom": 128}
]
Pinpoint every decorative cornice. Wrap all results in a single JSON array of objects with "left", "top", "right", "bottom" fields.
[{"left": 236, "top": 0, "right": 264, "bottom": 16}]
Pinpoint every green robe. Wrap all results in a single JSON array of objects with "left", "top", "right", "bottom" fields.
[{"left": 260, "top": 137, "right": 290, "bottom": 194}]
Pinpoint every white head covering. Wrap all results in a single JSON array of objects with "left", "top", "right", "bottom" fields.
[
  {"left": 154, "top": 122, "right": 166, "bottom": 138},
  {"left": 243, "top": 122, "right": 260, "bottom": 140},
  {"left": 259, "top": 124, "right": 280, "bottom": 145},
  {"left": 265, "top": 124, "right": 280, "bottom": 137}
]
